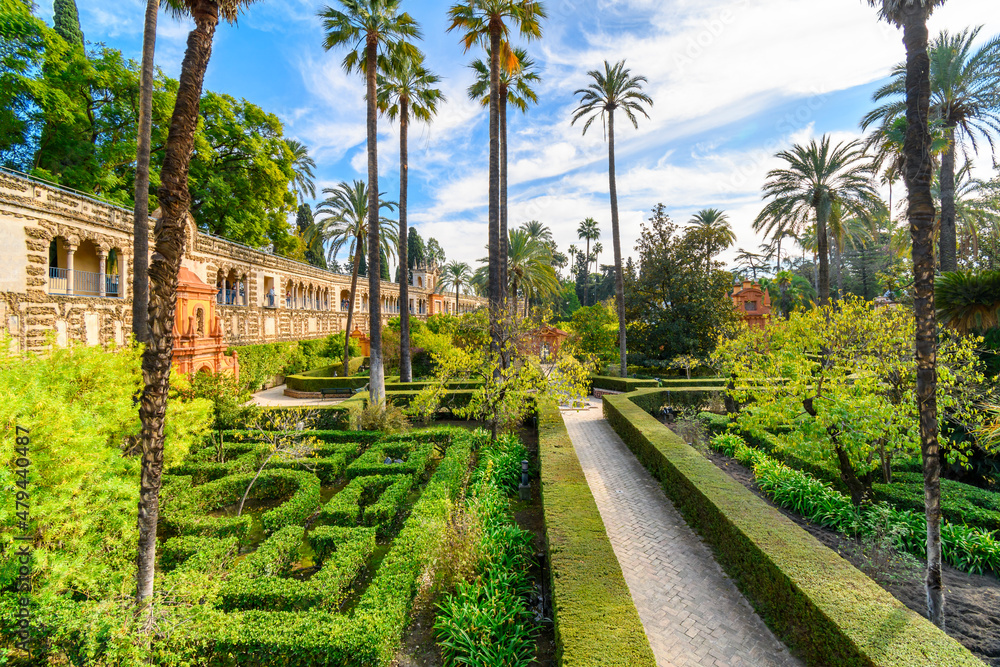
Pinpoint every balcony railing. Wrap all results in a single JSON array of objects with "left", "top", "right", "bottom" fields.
[
  {"left": 217, "top": 289, "right": 243, "bottom": 306},
  {"left": 48, "top": 267, "right": 121, "bottom": 297}
]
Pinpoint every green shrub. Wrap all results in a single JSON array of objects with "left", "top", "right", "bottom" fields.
[
  {"left": 535, "top": 400, "right": 656, "bottom": 666},
  {"left": 589, "top": 376, "right": 658, "bottom": 393},
  {"left": 318, "top": 475, "right": 394, "bottom": 526},
  {"left": 604, "top": 389, "right": 982, "bottom": 667},
  {"left": 346, "top": 442, "right": 435, "bottom": 479},
  {"left": 356, "top": 399, "right": 410, "bottom": 434}
]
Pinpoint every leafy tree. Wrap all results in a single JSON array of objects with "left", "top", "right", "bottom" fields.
[
  {"left": 713, "top": 297, "right": 987, "bottom": 506},
  {"left": 567, "top": 302, "right": 617, "bottom": 366},
  {"left": 137, "top": 0, "right": 260, "bottom": 618},
  {"left": 52, "top": 0, "right": 83, "bottom": 46},
  {"left": 447, "top": 0, "right": 547, "bottom": 359},
  {"left": 378, "top": 42, "right": 443, "bottom": 383},
  {"left": 296, "top": 203, "right": 327, "bottom": 269},
  {"left": 407, "top": 226, "right": 426, "bottom": 269},
  {"left": 753, "top": 135, "right": 881, "bottom": 306},
  {"left": 572, "top": 59, "right": 652, "bottom": 377},
  {"left": 314, "top": 179, "right": 396, "bottom": 376},
  {"left": 0, "top": 0, "right": 45, "bottom": 170},
  {"left": 625, "top": 205, "right": 736, "bottom": 363},
  {"left": 320, "top": 0, "right": 420, "bottom": 404},
  {"left": 426, "top": 236, "right": 446, "bottom": 267},
  {"left": 866, "top": 0, "right": 949, "bottom": 627}
]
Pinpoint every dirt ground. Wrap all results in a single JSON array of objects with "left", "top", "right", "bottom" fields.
[
  {"left": 392, "top": 421, "right": 556, "bottom": 666},
  {"left": 702, "top": 446, "right": 1000, "bottom": 665}
]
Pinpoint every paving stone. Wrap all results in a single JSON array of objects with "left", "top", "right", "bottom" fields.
[{"left": 560, "top": 399, "right": 802, "bottom": 667}]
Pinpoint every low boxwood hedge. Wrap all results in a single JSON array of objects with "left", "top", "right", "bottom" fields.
[
  {"left": 345, "top": 441, "right": 435, "bottom": 479},
  {"left": 226, "top": 405, "right": 354, "bottom": 430},
  {"left": 318, "top": 475, "right": 395, "bottom": 526},
  {"left": 589, "top": 376, "right": 658, "bottom": 393},
  {"left": 604, "top": 390, "right": 982, "bottom": 667},
  {"left": 537, "top": 400, "right": 656, "bottom": 667}
]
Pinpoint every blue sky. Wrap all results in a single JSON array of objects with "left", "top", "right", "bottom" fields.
[{"left": 59, "top": 0, "right": 996, "bottom": 271}]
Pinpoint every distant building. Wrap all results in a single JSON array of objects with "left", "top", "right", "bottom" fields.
[
  {"left": 526, "top": 325, "right": 569, "bottom": 361},
  {"left": 730, "top": 280, "right": 771, "bottom": 329},
  {"left": 172, "top": 267, "right": 240, "bottom": 379}
]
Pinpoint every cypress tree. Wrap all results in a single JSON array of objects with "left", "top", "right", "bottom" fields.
[{"left": 53, "top": 0, "right": 84, "bottom": 46}]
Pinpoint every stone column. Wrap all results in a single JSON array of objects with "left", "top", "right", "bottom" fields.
[
  {"left": 98, "top": 249, "right": 107, "bottom": 297},
  {"left": 65, "top": 243, "right": 76, "bottom": 295}
]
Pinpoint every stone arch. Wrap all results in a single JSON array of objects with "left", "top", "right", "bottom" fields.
[{"left": 340, "top": 289, "right": 351, "bottom": 311}]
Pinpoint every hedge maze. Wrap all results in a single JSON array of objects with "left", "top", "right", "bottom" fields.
[{"left": 156, "top": 427, "right": 474, "bottom": 665}]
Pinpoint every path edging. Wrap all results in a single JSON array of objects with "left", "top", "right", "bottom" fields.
[{"left": 537, "top": 400, "right": 657, "bottom": 667}]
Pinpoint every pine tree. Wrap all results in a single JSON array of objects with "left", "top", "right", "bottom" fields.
[{"left": 53, "top": 0, "right": 84, "bottom": 46}]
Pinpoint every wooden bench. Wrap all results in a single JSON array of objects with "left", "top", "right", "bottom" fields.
[{"left": 320, "top": 387, "right": 355, "bottom": 399}]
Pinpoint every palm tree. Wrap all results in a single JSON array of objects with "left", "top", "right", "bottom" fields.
[
  {"left": 828, "top": 206, "right": 874, "bottom": 299},
  {"left": 753, "top": 136, "right": 880, "bottom": 306},
  {"left": 936, "top": 270, "right": 1000, "bottom": 333},
  {"left": 378, "top": 44, "right": 443, "bottom": 383},
  {"left": 572, "top": 60, "right": 652, "bottom": 377},
  {"left": 315, "top": 180, "right": 397, "bottom": 376},
  {"left": 137, "top": 0, "right": 260, "bottom": 620},
  {"left": 576, "top": 217, "right": 600, "bottom": 306},
  {"left": 320, "top": 0, "right": 419, "bottom": 403},
  {"left": 507, "top": 228, "right": 558, "bottom": 316},
  {"left": 863, "top": 26, "right": 1000, "bottom": 272},
  {"left": 131, "top": 0, "right": 161, "bottom": 345},
  {"left": 936, "top": 161, "right": 1000, "bottom": 267},
  {"left": 866, "top": 0, "right": 949, "bottom": 629},
  {"left": 469, "top": 46, "right": 541, "bottom": 301},
  {"left": 437, "top": 260, "right": 473, "bottom": 313},
  {"left": 688, "top": 208, "right": 735, "bottom": 272},
  {"left": 520, "top": 219, "right": 552, "bottom": 244},
  {"left": 286, "top": 139, "right": 317, "bottom": 202},
  {"left": 567, "top": 243, "right": 578, "bottom": 273},
  {"left": 447, "top": 0, "right": 546, "bottom": 355}
]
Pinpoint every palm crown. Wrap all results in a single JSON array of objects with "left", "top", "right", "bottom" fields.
[
  {"left": 285, "top": 139, "right": 316, "bottom": 201},
  {"left": 572, "top": 59, "right": 653, "bottom": 138},
  {"left": 446, "top": 0, "right": 546, "bottom": 66},
  {"left": 377, "top": 45, "right": 445, "bottom": 123},
  {"left": 319, "top": 0, "right": 421, "bottom": 75},
  {"left": 468, "top": 46, "right": 540, "bottom": 111},
  {"left": 314, "top": 180, "right": 398, "bottom": 266}
]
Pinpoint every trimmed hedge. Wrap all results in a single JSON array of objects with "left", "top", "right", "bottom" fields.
[
  {"left": 345, "top": 441, "right": 435, "bottom": 479},
  {"left": 537, "top": 400, "right": 656, "bottom": 667},
  {"left": 658, "top": 377, "right": 727, "bottom": 387},
  {"left": 604, "top": 390, "right": 982, "bottom": 667},
  {"left": 285, "top": 359, "right": 368, "bottom": 392},
  {"left": 384, "top": 388, "right": 476, "bottom": 409},
  {"left": 227, "top": 405, "right": 354, "bottom": 430},
  {"left": 589, "top": 376, "right": 658, "bottom": 393},
  {"left": 318, "top": 475, "right": 395, "bottom": 526}
]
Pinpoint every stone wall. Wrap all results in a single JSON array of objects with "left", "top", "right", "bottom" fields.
[{"left": 0, "top": 169, "right": 485, "bottom": 353}]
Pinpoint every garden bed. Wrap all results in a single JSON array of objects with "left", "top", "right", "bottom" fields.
[{"left": 698, "top": 440, "right": 1000, "bottom": 666}]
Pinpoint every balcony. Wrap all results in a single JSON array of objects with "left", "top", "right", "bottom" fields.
[{"left": 48, "top": 267, "right": 121, "bottom": 297}]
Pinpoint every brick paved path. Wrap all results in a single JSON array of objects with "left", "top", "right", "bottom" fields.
[{"left": 561, "top": 399, "right": 802, "bottom": 667}]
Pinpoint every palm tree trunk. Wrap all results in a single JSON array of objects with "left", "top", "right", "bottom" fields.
[
  {"left": 488, "top": 28, "right": 502, "bottom": 365},
  {"left": 398, "top": 99, "right": 412, "bottom": 383},
  {"left": 939, "top": 125, "right": 957, "bottom": 272},
  {"left": 902, "top": 5, "right": 944, "bottom": 629},
  {"left": 500, "top": 86, "right": 509, "bottom": 314},
  {"left": 137, "top": 1, "right": 218, "bottom": 618},
  {"left": 131, "top": 0, "right": 158, "bottom": 345},
  {"left": 583, "top": 238, "right": 590, "bottom": 307},
  {"left": 776, "top": 234, "right": 782, "bottom": 272},
  {"left": 365, "top": 36, "right": 384, "bottom": 403},
  {"left": 833, "top": 234, "right": 843, "bottom": 301},
  {"left": 455, "top": 284, "right": 459, "bottom": 314},
  {"left": 608, "top": 111, "right": 627, "bottom": 378},
  {"left": 816, "top": 209, "right": 831, "bottom": 306},
  {"left": 343, "top": 249, "right": 362, "bottom": 376}
]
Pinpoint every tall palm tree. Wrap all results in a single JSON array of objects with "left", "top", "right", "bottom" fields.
[
  {"left": 935, "top": 161, "right": 1000, "bottom": 267},
  {"left": 572, "top": 60, "right": 652, "bottom": 377},
  {"left": 137, "top": 0, "right": 260, "bottom": 619},
  {"left": 437, "top": 260, "right": 473, "bottom": 313},
  {"left": 567, "top": 243, "right": 578, "bottom": 274},
  {"left": 378, "top": 44, "right": 443, "bottom": 382},
  {"left": 315, "top": 180, "right": 397, "bottom": 376},
  {"left": 867, "top": 0, "right": 949, "bottom": 629},
  {"left": 507, "top": 228, "right": 558, "bottom": 316},
  {"left": 734, "top": 248, "right": 765, "bottom": 280},
  {"left": 447, "top": 0, "right": 546, "bottom": 356},
  {"left": 688, "top": 208, "right": 735, "bottom": 272},
  {"left": 576, "top": 217, "right": 600, "bottom": 306},
  {"left": 863, "top": 26, "right": 1000, "bottom": 272},
  {"left": 320, "top": 0, "right": 419, "bottom": 403},
  {"left": 469, "top": 46, "right": 541, "bottom": 301},
  {"left": 827, "top": 204, "right": 874, "bottom": 299},
  {"left": 754, "top": 136, "right": 880, "bottom": 306},
  {"left": 286, "top": 139, "right": 317, "bottom": 202},
  {"left": 132, "top": 0, "right": 161, "bottom": 345}
]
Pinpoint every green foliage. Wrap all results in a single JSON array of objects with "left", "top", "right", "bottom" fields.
[
  {"left": 566, "top": 302, "right": 617, "bottom": 365},
  {"left": 936, "top": 270, "right": 1000, "bottom": 334},
  {"left": 355, "top": 399, "right": 410, "bottom": 434},
  {"left": 52, "top": 0, "right": 82, "bottom": 46},
  {"left": 590, "top": 376, "right": 658, "bottom": 393},
  {"left": 713, "top": 297, "right": 990, "bottom": 503},
  {"left": 625, "top": 205, "right": 738, "bottom": 361},
  {"left": 603, "top": 390, "right": 983, "bottom": 666},
  {"left": 230, "top": 334, "right": 361, "bottom": 392},
  {"left": 0, "top": 340, "right": 211, "bottom": 598},
  {"left": 435, "top": 432, "right": 537, "bottom": 667}
]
